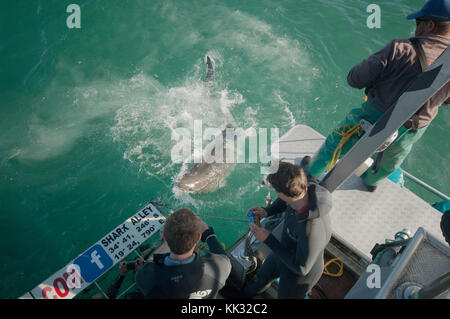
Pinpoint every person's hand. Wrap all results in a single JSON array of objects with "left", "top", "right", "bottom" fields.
[
  {"left": 247, "top": 206, "right": 268, "bottom": 218},
  {"left": 119, "top": 261, "right": 128, "bottom": 276},
  {"left": 249, "top": 223, "right": 270, "bottom": 242},
  {"left": 135, "top": 258, "right": 144, "bottom": 271},
  {"left": 196, "top": 216, "right": 209, "bottom": 234}
]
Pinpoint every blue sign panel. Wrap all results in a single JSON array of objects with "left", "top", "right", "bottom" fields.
[{"left": 73, "top": 244, "right": 113, "bottom": 283}]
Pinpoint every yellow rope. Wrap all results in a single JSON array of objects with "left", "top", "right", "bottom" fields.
[
  {"left": 197, "top": 242, "right": 227, "bottom": 252},
  {"left": 328, "top": 124, "right": 362, "bottom": 172},
  {"left": 197, "top": 243, "right": 206, "bottom": 251},
  {"left": 323, "top": 258, "right": 344, "bottom": 277}
]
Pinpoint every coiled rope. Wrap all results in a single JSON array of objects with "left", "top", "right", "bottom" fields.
[
  {"left": 323, "top": 258, "right": 344, "bottom": 277},
  {"left": 328, "top": 124, "right": 362, "bottom": 172}
]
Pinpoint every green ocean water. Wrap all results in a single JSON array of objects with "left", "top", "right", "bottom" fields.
[{"left": 0, "top": 0, "right": 448, "bottom": 298}]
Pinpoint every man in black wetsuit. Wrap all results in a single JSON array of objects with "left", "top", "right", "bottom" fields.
[
  {"left": 244, "top": 161, "right": 332, "bottom": 299},
  {"left": 135, "top": 208, "right": 231, "bottom": 299}
]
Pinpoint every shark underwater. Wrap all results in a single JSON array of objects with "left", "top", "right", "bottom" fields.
[{"left": 176, "top": 56, "right": 239, "bottom": 194}]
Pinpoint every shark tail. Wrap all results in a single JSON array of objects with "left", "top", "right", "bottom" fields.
[{"left": 204, "top": 55, "right": 215, "bottom": 86}]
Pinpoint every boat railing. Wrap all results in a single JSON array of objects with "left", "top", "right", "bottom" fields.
[{"left": 402, "top": 169, "right": 450, "bottom": 202}]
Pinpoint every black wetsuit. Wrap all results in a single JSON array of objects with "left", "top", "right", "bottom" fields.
[
  {"left": 244, "top": 183, "right": 332, "bottom": 298},
  {"left": 106, "top": 275, "right": 125, "bottom": 299},
  {"left": 106, "top": 274, "right": 144, "bottom": 299},
  {"left": 135, "top": 228, "right": 231, "bottom": 299}
]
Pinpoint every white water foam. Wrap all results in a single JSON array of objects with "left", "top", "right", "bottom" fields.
[
  {"left": 111, "top": 61, "right": 245, "bottom": 202},
  {"left": 275, "top": 90, "right": 296, "bottom": 129},
  {"left": 18, "top": 59, "right": 140, "bottom": 161}
]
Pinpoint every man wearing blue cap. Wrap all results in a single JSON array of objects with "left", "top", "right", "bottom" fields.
[{"left": 304, "top": 0, "right": 450, "bottom": 191}]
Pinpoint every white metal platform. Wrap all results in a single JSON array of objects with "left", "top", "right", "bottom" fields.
[{"left": 272, "top": 125, "right": 446, "bottom": 261}]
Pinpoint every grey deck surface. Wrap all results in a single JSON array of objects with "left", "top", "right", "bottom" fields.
[{"left": 271, "top": 125, "right": 446, "bottom": 260}]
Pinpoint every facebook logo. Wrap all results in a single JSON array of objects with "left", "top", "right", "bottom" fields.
[{"left": 74, "top": 244, "right": 113, "bottom": 283}]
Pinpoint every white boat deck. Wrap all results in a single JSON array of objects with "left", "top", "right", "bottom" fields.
[{"left": 272, "top": 125, "right": 446, "bottom": 261}]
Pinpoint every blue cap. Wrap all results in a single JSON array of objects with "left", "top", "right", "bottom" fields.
[{"left": 407, "top": 0, "right": 450, "bottom": 21}]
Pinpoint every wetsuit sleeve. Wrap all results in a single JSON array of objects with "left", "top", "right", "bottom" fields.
[
  {"left": 299, "top": 219, "right": 330, "bottom": 275},
  {"left": 134, "top": 263, "right": 157, "bottom": 298},
  {"left": 106, "top": 275, "right": 125, "bottom": 299},
  {"left": 265, "top": 198, "right": 287, "bottom": 217},
  {"left": 201, "top": 227, "right": 226, "bottom": 255},
  {"left": 201, "top": 227, "right": 232, "bottom": 288},
  {"left": 347, "top": 40, "right": 394, "bottom": 90}
]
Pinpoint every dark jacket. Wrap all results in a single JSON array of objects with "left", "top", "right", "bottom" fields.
[{"left": 347, "top": 34, "right": 450, "bottom": 128}]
